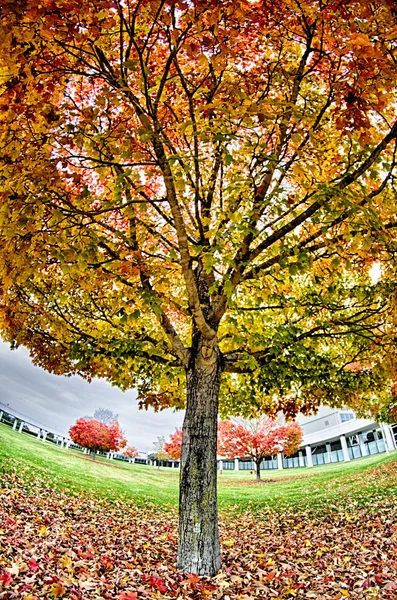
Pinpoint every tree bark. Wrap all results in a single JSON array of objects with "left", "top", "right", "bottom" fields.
[
  {"left": 177, "top": 334, "right": 221, "bottom": 576},
  {"left": 255, "top": 459, "right": 261, "bottom": 481}
]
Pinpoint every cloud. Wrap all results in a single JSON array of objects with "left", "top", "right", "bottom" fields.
[{"left": 0, "top": 340, "right": 183, "bottom": 453}]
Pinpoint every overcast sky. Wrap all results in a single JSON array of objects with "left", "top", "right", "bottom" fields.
[{"left": 0, "top": 339, "right": 183, "bottom": 454}]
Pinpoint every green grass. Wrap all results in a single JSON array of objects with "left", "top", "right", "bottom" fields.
[{"left": 1, "top": 422, "right": 396, "bottom": 513}]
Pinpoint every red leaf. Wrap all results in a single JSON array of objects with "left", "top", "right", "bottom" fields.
[
  {"left": 145, "top": 575, "right": 168, "bottom": 593},
  {"left": 0, "top": 570, "right": 13, "bottom": 587},
  {"left": 29, "top": 558, "right": 40, "bottom": 572}
]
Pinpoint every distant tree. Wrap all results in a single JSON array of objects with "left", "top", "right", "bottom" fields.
[
  {"left": 279, "top": 423, "right": 304, "bottom": 457},
  {"left": 151, "top": 436, "right": 170, "bottom": 469},
  {"left": 165, "top": 421, "right": 303, "bottom": 469},
  {"left": 164, "top": 429, "right": 183, "bottom": 461},
  {"left": 83, "top": 408, "right": 119, "bottom": 425},
  {"left": 123, "top": 446, "right": 140, "bottom": 463},
  {"left": 69, "top": 418, "right": 127, "bottom": 458},
  {"left": 218, "top": 418, "right": 302, "bottom": 481}
]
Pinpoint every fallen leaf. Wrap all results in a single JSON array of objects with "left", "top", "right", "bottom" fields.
[{"left": 49, "top": 582, "right": 66, "bottom": 597}]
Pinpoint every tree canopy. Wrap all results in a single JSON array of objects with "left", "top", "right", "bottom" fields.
[
  {"left": 123, "top": 445, "right": 139, "bottom": 461},
  {"left": 69, "top": 418, "right": 127, "bottom": 454},
  {"left": 1, "top": 0, "right": 397, "bottom": 419},
  {"left": 164, "top": 428, "right": 183, "bottom": 460}
]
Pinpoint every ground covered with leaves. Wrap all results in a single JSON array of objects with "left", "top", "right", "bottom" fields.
[{"left": 1, "top": 460, "right": 397, "bottom": 600}]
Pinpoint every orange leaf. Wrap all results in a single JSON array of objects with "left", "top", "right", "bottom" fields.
[{"left": 49, "top": 582, "right": 66, "bottom": 598}]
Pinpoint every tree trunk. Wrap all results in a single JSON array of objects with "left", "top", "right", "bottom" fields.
[
  {"left": 255, "top": 459, "right": 261, "bottom": 481},
  {"left": 177, "top": 335, "right": 221, "bottom": 576}
]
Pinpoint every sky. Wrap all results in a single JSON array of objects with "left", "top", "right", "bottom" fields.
[{"left": 0, "top": 339, "right": 183, "bottom": 455}]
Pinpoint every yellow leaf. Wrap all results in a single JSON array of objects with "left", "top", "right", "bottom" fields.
[
  {"left": 37, "top": 525, "right": 48, "bottom": 536},
  {"left": 59, "top": 556, "right": 73, "bottom": 570},
  {"left": 49, "top": 582, "right": 66, "bottom": 598},
  {"left": 293, "top": 164, "right": 307, "bottom": 181}
]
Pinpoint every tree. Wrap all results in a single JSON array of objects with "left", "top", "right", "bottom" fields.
[
  {"left": 84, "top": 408, "right": 120, "bottom": 425},
  {"left": 69, "top": 418, "right": 127, "bottom": 456},
  {"left": 150, "top": 436, "right": 170, "bottom": 468},
  {"left": 1, "top": 0, "right": 397, "bottom": 575},
  {"left": 165, "top": 421, "right": 303, "bottom": 469},
  {"left": 164, "top": 429, "right": 183, "bottom": 461},
  {"left": 279, "top": 423, "right": 304, "bottom": 457},
  {"left": 218, "top": 418, "right": 302, "bottom": 481},
  {"left": 123, "top": 445, "right": 139, "bottom": 463}
]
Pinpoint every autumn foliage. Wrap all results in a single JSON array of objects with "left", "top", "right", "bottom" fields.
[
  {"left": 218, "top": 418, "right": 303, "bottom": 480},
  {"left": 69, "top": 419, "right": 127, "bottom": 455},
  {"left": 164, "top": 429, "right": 183, "bottom": 461},
  {"left": 1, "top": 0, "right": 397, "bottom": 416},
  {"left": 122, "top": 446, "right": 139, "bottom": 461}
]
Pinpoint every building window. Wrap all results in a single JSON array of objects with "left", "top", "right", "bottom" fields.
[
  {"left": 324, "top": 420, "right": 329, "bottom": 426},
  {"left": 340, "top": 413, "right": 354, "bottom": 422}
]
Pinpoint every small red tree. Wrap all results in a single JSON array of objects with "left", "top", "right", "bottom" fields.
[
  {"left": 279, "top": 423, "right": 304, "bottom": 457},
  {"left": 69, "top": 418, "right": 127, "bottom": 458},
  {"left": 164, "top": 429, "right": 183, "bottom": 461},
  {"left": 123, "top": 446, "right": 140, "bottom": 463},
  {"left": 218, "top": 418, "right": 302, "bottom": 481}
]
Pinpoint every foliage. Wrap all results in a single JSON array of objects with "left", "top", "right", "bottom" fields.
[
  {"left": 122, "top": 445, "right": 139, "bottom": 460},
  {"left": 69, "top": 418, "right": 127, "bottom": 454},
  {"left": 0, "top": 0, "right": 397, "bottom": 417},
  {"left": 281, "top": 422, "right": 305, "bottom": 457},
  {"left": 218, "top": 417, "right": 302, "bottom": 479},
  {"left": 336, "top": 374, "right": 397, "bottom": 424},
  {"left": 165, "top": 419, "right": 304, "bottom": 465},
  {"left": 164, "top": 429, "right": 183, "bottom": 461},
  {"left": 366, "top": 381, "right": 397, "bottom": 424}
]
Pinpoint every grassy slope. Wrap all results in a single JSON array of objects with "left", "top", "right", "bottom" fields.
[{"left": 1, "top": 422, "right": 396, "bottom": 513}]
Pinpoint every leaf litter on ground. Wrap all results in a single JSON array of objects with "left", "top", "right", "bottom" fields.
[{"left": 0, "top": 459, "right": 397, "bottom": 599}]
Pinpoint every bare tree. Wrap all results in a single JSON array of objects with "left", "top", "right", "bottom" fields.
[
  {"left": 83, "top": 408, "right": 119, "bottom": 425},
  {"left": 151, "top": 436, "right": 170, "bottom": 469}
]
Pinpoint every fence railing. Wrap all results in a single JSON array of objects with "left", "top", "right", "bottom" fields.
[{"left": 0, "top": 400, "right": 69, "bottom": 439}]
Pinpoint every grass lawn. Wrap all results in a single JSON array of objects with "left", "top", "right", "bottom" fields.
[
  {"left": 1, "top": 422, "right": 396, "bottom": 513},
  {"left": 1, "top": 422, "right": 397, "bottom": 599}
]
